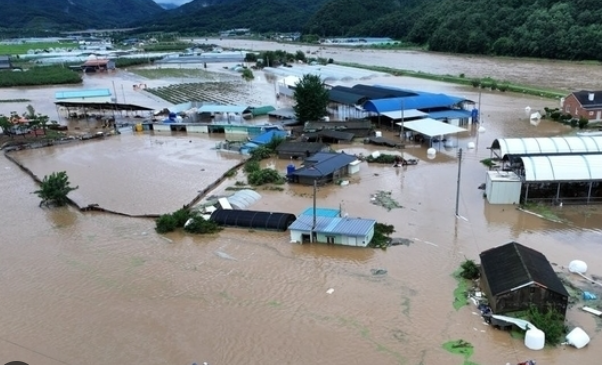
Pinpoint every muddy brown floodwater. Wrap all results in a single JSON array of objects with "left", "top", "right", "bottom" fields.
[{"left": 1, "top": 45, "right": 602, "bottom": 365}]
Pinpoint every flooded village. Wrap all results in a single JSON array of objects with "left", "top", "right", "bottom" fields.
[{"left": 1, "top": 38, "right": 602, "bottom": 365}]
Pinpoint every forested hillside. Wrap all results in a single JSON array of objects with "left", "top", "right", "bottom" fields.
[
  {"left": 3, "top": 0, "right": 163, "bottom": 30},
  {"left": 145, "top": 0, "right": 328, "bottom": 34},
  {"left": 306, "top": 0, "right": 602, "bottom": 60}
]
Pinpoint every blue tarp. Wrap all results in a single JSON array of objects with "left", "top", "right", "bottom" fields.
[
  {"left": 250, "top": 130, "right": 287, "bottom": 145},
  {"left": 55, "top": 88, "right": 111, "bottom": 100},
  {"left": 362, "top": 86, "right": 468, "bottom": 113}
]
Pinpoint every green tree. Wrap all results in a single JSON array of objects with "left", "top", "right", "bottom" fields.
[
  {"left": 293, "top": 74, "right": 329, "bottom": 123},
  {"left": 241, "top": 68, "right": 254, "bottom": 81},
  {"left": 0, "top": 114, "right": 13, "bottom": 137},
  {"left": 34, "top": 171, "right": 78, "bottom": 207}
]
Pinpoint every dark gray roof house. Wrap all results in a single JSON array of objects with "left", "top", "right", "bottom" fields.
[
  {"left": 479, "top": 241, "right": 569, "bottom": 317},
  {"left": 0, "top": 55, "right": 13, "bottom": 70},
  {"left": 287, "top": 152, "right": 358, "bottom": 185},
  {"left": 275, "top": 141, "right": 328, "bottom": 159}
]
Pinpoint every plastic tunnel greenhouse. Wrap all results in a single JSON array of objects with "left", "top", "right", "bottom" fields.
[{"left": 209, "top": 209, "right": 296, "bottom": 231}]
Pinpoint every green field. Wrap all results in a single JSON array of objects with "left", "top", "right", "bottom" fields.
[{"left": 0, "top": 42, "right": 79, "bottom": 55}]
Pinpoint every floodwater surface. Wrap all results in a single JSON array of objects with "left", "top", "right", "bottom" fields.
[{"left": 1, "top": 48, "right": 602, "bottom": 365}]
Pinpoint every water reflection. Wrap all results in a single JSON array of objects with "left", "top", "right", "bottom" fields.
[{"left": 290, "top": 243, "right": 375, "bottom": 263}]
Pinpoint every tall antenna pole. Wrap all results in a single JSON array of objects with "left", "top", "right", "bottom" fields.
[
  {"left": 455, "top": 148, "right": 463, "bottom": 217},
  {"left": 312, "top": 179, "right": 317, "bottom": 243}
]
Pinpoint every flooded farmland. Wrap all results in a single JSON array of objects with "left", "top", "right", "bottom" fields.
[{"left": 0, "top": 45, "right": 601, "bottom": 365}]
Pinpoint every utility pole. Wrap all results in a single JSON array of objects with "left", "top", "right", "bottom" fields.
[
  {"left": 455, "top": 148, "right": 463, "bottom": 217},
  {"left": 311, "top": 179, "right": 317, "bottom": 243},
  {"left": 400, "top": 99, "right": 405, "bottom": 140}
]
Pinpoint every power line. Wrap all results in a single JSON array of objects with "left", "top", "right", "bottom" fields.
[{"left": 0, "top": 336, "right": 72, "bottom": 365}]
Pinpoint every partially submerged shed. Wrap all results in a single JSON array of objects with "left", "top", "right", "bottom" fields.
[
  {"left": 288, "top": 215, "right": 376, "bottom": 246},
  {"left": 479, "top": 241, "right": 569, "bottom": 317},
  {"left": 275, "top": 141, "right": 328, "bottom": 159},
  {"left": 287, "top": 152, "right": 358, "bottom": 185}
]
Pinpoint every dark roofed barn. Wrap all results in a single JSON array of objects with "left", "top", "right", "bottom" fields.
[
  {"left": 288, "top": 152, "right": 358, "bottom": 185},
  {"left": 275, "top": 141, "right": 328, "bottom": 159},
  {"left": 209, "top": 209, "right": 296, "bottom": 231},
  {"left": 303, "top": 130, "right": 355, "bottom": 143},
  {"left": 479, "top": 241, "right": 569, "bottom": 317}
]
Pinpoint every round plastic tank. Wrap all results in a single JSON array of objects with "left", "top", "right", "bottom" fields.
[
  {"left": 427, "top": 148, "right": 437, "bottom": 156},
  {"left": 566, "top": 327, "right": 590, "bottom": 349},
  {"left": 374, "top": 131, "right": 382, "bottom": 138},
  {"left": 478, "top": 126, "right": 486, "bottom": 133},
  {"left": 286, "top": 164, "right": 296, "bottom": 175},
  {"left": 569, "top": 260, "right": 587, "bottom": 274},
  {"left": 467, "top": 142, "right": 476, "bottom": 149},
  {"left": 371, "top": 151, "right": 381, "bottom": 159},
  {"left": 525, "top": 328, "right": 545, "bottom": 350}
]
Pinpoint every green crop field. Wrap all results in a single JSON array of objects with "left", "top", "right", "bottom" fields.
[{"left": 0, "top": 42, "right": 79, "bottom": 55}]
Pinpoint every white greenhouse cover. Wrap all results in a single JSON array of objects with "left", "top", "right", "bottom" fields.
[
  {"left": 397, "top": 118, "right": 467, "bottom": 137},
  {"left": 493, "top": 136, "right": 602, "bottom": 158},
  {"left": 520, "top": 155, "right": 602, "bottom": 182},
  {"left": 227, "top": 189, "right": 261, "bottom": 209}
]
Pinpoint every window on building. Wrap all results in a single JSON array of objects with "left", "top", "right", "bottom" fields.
[
  {"left": 590, "top": 111, "right": 594, "bottom": 116},
  {"left": 326, "top": 236, "right": 335, "bottom": 244}
]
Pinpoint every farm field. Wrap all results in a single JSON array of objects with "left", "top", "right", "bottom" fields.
[
  {"left": 146, "top": 81, "right": 262, "bottom": 105},
  {"left": 130, "top": 67, "right": 223, "bottom": 80},
  {"left": 0, "top": 42, "right": 79, "bottom": 55}
]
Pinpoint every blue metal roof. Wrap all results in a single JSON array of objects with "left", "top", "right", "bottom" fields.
[
  {"left": 198, "top": 105, "right": 248, "bottom": 113},
  {"left": 250, "top": 130, "right": 287, "bottom": 145},
  {"left": 427, "top": 109, "right": 473, "bottom": 120},
  {"left": 362, "top": 86, "right": 467, "bottom": 113},
  {"left": 290, "top": 152, "right": 357, "bottom": 178},
  {"left": 288, "top": 215, "right": 376, "bottom": 236},
  {"left": 55, "top": 88, "right": 111, "bottom": 100},
  {"left": 300, "top": 207, "right": 341, "bottom": 218}
]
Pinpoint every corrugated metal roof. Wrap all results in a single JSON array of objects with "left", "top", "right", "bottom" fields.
[
  {"left": 491, "top": 136, "right": 602, "bottom": 158},
  {"left": 250, "top": 105, "right": 276, "bottom": 117},
  {"left": 300, "top": 207, "right": 341, "bottom": 217},
  {"left": 288, "top": 215, "right": 376, "bottom": 236},
  {"left": 520, "top": 155, "right": 602, "bottom": 182},
  {"left": 397, "top": 118, "right": 467, "bottom": 137},
  {"left": 55, "top": 88, "right": 112, "bottom": 100},
  {"left": 380, "top": 109, "right": 428, "bottom": 120},
  {"left": 363, "top": 86, "right": 466, "bottom": 113}
]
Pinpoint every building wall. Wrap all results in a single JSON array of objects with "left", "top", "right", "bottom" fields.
[
  {"left": 58, "top": 96, "right": 112, "bottom": 103},
  {"left": 490, "top": 284, "right": 568, "bottom": 317},
  {"left": 290, "top": 229, "right": 372, "bottom": 246},
  {"left": 563, "top": 94, "right": 602, "bottom": 120}
]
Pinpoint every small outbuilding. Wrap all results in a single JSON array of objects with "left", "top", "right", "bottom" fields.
[
  {"left": 275, "top": 141, "right": 328, "bottom": 159},
  {"left": 0, "top": 55, "right": 13, "bottom": 70},
  {"left": 479, "top": 241, "right": 569, "bottom": 317},
  {"left": 287, "top": 152, "right": 359, "bottom": 185},
  {"left": 288, "top": 215, "right": 376, "bottom": 246},
  {"left": 485, "top": 171, "right": 522, "bottom": 204}
]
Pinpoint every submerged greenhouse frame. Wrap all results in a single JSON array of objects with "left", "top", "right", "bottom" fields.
[{"left": 209, "top": 209, "right": 296, "bottom": 231}]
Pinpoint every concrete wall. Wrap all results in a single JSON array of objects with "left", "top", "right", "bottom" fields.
[{"left": 290, "top": 229, "right": 373, "bottom": 247}]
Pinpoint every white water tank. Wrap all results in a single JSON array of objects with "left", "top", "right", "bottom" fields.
[
  {"left": 569, "top": 260, "right": 588, "bottom": 274},
  {"left": 525, "top": 327, "right": 545, "bottom": 350},
  {"left": 427, "top": 148, "right": 436, "bottom": 156},
  {"left": 467, "top": 142, "right": 476, "bottom": 149},
  {"left": 478, "top": 125, "right": 486, "bottom": 133},
  {"left": 566, "top": 327, "right": 590, "bottom": 349},
  {"left": 374, "top": 131, "right": 382, "bottom": 138}
]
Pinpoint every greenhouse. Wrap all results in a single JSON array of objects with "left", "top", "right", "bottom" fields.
[
  {"left": 226, "top": 189, "right": 261, "bottom": 210},
  {"left": 209, "top": 209, "right": 296, "bottom": 231},
  {"left": 263, "top": 64, "right": 389, "bottom": 82},
  {"left": 490, "top": 136, "right": 602, "bottom": 160}
]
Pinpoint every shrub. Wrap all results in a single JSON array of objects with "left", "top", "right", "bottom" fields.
[
  {"left": 570, "top": 118, "right": 579, "bottom": 127},
  {"left": 244, "top": 160, "right": 261, "bottom": 173},
  {"left": 250, "top": 146, "right": 273, "bottom": 160},
  {"left": 248, "top": 168, "right": 284, "bottom": 185},
  {"left": 459, "top": 259, "right": 480, "bottom": 280},
  {"left": 34, "top": 171, "right": 78, "bottom": 207},
  {"left": 184, "top": 214, "right": 222, "bottom": 234},
  {"left": 550, "top": 111, "right": 561, "bottom": 121},
  {"left": 470, "top": 78, "right": 481, "bottom": 87},
  {"left": 578, "top": 117, "right": 589, "bottom": 129},
  {"left": 527, "top": 305, "right": 567, "bottom": 345},
  {"left": 490, "top": 80, "right": 498, "bottom": 90},
  {"left": 172, "top": 207, "right": 192, "bottom": 227},
  {"left": 156, "top": 214, "right": 178, "bottom": 233},
  {"left": 368, "top": 222, "right": 396, "bottom": 248},
  {"left": 366, "top": 154, "right": 397, "bottom": 164}
]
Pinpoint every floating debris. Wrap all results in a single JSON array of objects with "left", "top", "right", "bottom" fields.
[
  {"left": 390, "top": 238, "right": 413, "bottom": 246},
  {"left": 370, "top": 190, "right": 402, "bottom": 211},
  {"left": 371, "top": 268, "right": 388, "bottom": 276},
  {"left": 214, "top": 251, "right": 237, "bottom": 261}
]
